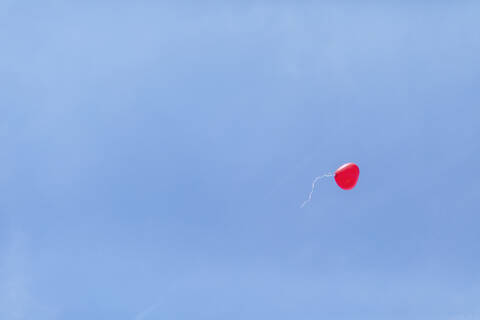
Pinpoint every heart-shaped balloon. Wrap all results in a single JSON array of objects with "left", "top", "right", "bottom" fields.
[{"left": 334, "top": 163, "right": 360, "bottom": 190}]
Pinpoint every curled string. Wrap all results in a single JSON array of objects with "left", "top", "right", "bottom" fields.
[{"left": 300, "top": 173, "right": 334, "bottom": 208}]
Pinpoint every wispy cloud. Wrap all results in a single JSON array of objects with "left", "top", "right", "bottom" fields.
[
  {"left": 134, "top": 302, "right": 161, "bottom": 320},
  {"left": 0, "top": 231, "right": 57, "bottom": 319}
]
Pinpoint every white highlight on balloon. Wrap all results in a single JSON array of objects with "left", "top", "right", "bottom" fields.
[{"left": 300, "top": 173, "right": 334, "bottom": 208}]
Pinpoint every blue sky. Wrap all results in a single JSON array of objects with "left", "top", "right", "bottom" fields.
[{"left": 1, "top": 2, "right": 480, "bottom": 319}]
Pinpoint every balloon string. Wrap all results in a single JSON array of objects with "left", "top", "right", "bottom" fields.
[{"left": 300, "top": 173, "right": 334, "bottom": 208}]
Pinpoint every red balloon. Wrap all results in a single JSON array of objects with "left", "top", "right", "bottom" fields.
[{"left": 334, "top": 163, "right": 360, "bottom": 190}]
